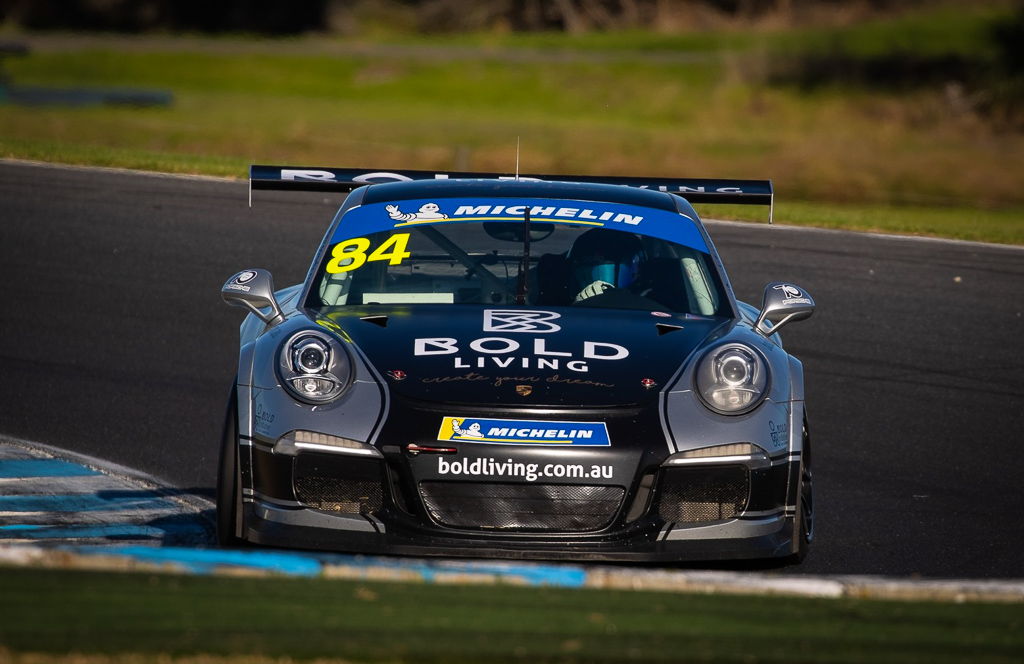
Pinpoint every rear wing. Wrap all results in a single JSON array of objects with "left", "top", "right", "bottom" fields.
[{"left": 249, "top": 165, "right": 775, "bottom": 223}]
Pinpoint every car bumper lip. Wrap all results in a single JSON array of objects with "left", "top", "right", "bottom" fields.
[{"left": 243, "top": 499, "right": 794, "bottom": 563}]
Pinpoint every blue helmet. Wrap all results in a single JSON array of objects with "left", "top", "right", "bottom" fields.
[{"left": 569, "top": 229, "right": 643, "bottom": 289}]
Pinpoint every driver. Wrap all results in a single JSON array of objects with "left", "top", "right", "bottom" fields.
[{"left": 568, "top": 228, "right": 646, "bottom": 303}]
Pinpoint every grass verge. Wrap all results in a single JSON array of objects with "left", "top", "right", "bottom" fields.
[
  {"left": 3, "top": 134, "right": 1017, "bottom": 245},
  {"left": 1, "top": 567, "right": 1023, "bottom": 663}
]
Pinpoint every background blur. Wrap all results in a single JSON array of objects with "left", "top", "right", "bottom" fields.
[{"left": 1, "top": 0, "right": 1021, "bottom": 242}]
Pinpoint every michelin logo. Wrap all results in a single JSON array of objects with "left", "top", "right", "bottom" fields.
[
  {"left": 450, "top": 418, "right": 484, "bottom": 438},
  {"left": 385, "top": 200, "right": 644, "bottom": 226},
  {"left": 438, "top": 417, "right": 611, "bottom": 446},
  {"left": 386, "top": 202, "right": 448, "bottom": 222},
  {"left": 452, "top": 204, "right": 642, "bottom": 225}
]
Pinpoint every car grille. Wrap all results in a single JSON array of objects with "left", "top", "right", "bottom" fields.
[
  {"left": 293, "top": 453, "right": 383, "bottom": 515},
  {"left": 655, "top": 465, "right": 749, "bottom": 523},
  {"left": 418, "top": 482, "right": 625, "bottom": 532}
]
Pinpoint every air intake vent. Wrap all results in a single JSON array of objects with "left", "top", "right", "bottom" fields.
[
  {"left": 656, "top": 466, "right": 749, "bottom": 523},
  {"left": 419, "top": 482, "right": 624, "bottom": 532},
  {"left": 294, "top": 453, "right": 384, "bottom": 515}
]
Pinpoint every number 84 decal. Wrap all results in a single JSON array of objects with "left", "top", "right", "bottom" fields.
[{"left": 326, "top": 233, "right": 412, "bottom": 273}]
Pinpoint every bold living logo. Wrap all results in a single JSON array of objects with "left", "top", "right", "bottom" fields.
[{"left": 483, "top": 309, "right": 561, "bottom": 334}]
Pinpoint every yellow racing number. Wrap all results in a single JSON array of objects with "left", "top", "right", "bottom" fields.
[{"left": 326, "top": 233, "right": 412, "bottom": 273}]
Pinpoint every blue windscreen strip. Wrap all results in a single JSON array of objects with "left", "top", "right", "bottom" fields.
[{"left": 330, "top": 197, "right": 710, "bottom": 253}]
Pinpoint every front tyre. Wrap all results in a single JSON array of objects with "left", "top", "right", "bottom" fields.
[
  {"left": 790, "top": 417, "right": 814, "bottom": 562},
  {"left": 217, "top": 384, "right": 244, "bottom": 546}
]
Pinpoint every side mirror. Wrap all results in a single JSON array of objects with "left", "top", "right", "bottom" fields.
[
  {"left": 754, "top": 282, "right": 814, "bottom": 337},
  {"left": 221, "top": 269, "right": 284, "bottom": 327}
]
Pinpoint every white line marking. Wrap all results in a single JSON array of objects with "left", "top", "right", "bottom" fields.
[
  {"left": 704, "top": 218, "right": 1024, "bottom": 252},
  {"left": 2, "top": 159, "right": 1018, "bottom": 250}
]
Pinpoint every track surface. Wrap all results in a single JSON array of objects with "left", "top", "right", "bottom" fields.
[{"left": 1, "top": 160, "right": 1022, "bottom": 578}]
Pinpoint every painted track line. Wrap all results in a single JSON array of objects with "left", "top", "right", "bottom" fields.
[
  {"left": 0, "top": 437, "right": 213, "bottom": 546},
  {"left": 702, "top": 217, "right": 1024, "bottom": 252},
  {"left": 3, "top": 158, "right": 1021, "bottom": 252},
  {"left": 2, "top": 543, "right": 1022, "bottom": 604}
]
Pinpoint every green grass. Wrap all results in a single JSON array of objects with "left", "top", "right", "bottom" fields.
[
  {"left": 345, "top": 1, "right": 1015, "bottom": 57},
  {"left": 765, "top": 3, "right": 1015, "bottom": 58},
  {"left": 1, "top": 567, "right": 1022, "bottom": 663}
]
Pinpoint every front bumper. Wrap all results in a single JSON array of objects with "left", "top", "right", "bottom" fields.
[
  {"left": 243, "top": 499, "right": 793, "bottom": 562},
  {"left": 238, "top": 439, "right": 797, "bottom": 563}
]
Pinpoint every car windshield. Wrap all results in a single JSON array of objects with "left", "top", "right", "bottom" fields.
[{"left": 307, "top": 196, "right": 729, "bottom": 315}]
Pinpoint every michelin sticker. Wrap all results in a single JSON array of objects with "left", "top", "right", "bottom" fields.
[
  {"left": 438, "top": 417, "right": 611, "bottom": 446},
  {"left": 385, "top": 200, "right": 643, "bottom": 228},
  {"left": 329, "top": 197, "right": 711, "bottom": 254}
]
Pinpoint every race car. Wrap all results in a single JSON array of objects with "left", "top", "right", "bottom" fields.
[{"left": 218, "top": 165, "right": 816, "bottom": 563}]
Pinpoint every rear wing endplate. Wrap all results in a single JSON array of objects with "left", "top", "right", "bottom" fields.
[{"left": 249, "top": 165, "right": 775, "bottom": 223}]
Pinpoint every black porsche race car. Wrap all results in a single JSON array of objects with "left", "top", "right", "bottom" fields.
[{"left": 219, "top": 165, "right": 815, "bottom": 563}]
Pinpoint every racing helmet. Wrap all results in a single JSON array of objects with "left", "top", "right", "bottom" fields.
[{"left": 568, "top": 228, "right": 643, "bottom": 289}]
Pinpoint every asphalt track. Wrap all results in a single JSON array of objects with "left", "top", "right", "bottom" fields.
[{"left": 1, "top": 160, "right": 1022, "bottom": 579}]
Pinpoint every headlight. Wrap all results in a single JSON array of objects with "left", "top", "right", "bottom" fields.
[
  {"left": 695, "top": 344, "right": 769, "bottom": 415},
  {"left": 294, "top": 338, "right": 330, "bottom": 374},
  {"left": 278, "top": 331, "right": 352, "bottom": 403}
]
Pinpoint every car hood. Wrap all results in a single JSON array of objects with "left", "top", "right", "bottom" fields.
[{"left": 317, "top": 305, "right": 726, "bottom": 407}]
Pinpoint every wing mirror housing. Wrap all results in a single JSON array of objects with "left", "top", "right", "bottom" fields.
[
  {"left": 221, "top": 269, "right": 284, "bottom": 327},
  {"left": 754, "top": 282, "right": 814, "bottom": 337}
]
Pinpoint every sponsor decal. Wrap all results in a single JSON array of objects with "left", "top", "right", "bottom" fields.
[
  {"left": 436, "top": 456, "right": 614, "bottom": 482},
  {"left": 281, "top": 169, "right": 336, "bottom": 182},
  {"left": 253, "top": 402, "right": 276, "bottom": 436},
  {"left": 483, "top": 309, "right": 561, "bottom": 334},
  {"left": 414, "top": 336, "right": 628, "bottom": 373},
  {"left": 326, "top": 233, "right": 411, "bottom": 273},
  {"left": 276, "top": 167, "right": 759, "bottom": 197},
  {"left": 768, "top": 420, "right": 789, "bottom": 449},
  {"left": 329, "top": 197, "right": 711, "bottom": 254},
  {"left": 773, "top": 284, "right": 812, "bottom": 306},
  {"left": 224, "top": 270, "right": 258, "bottom": 293},
  {"left": 515, "top": 384, "right": 533, "bottom": 396},
  {"left": 379, "top": 199, "right": 646, "bottom": 229},
  {"left": 420, "top": 372, "right": 490, "bottom": 384},
  {"left": 438, "top": 417, "right": 611, "bottom": 446},
  {"left": 419, "top": 373, "right": 613, "bottom": 388},
  {"left": 417, "top": 309, "right": 627, "bottom": 373},
  {"left": 447, "top": 203, "right": 643, "bottom": 226},
  {"left": 386, "top": 202, "right": 448, "bottom": 222}
]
